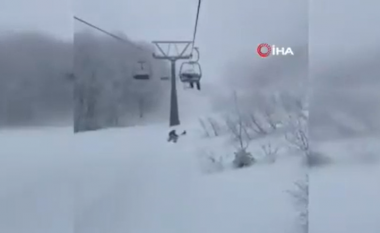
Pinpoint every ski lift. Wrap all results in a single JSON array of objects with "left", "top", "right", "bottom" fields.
[
  {"left": 133, "top": 61, "right": 151, "bottom": 80},
  {"left": 179, "top": 61, "right": 202, "bottom": 83},
  {"left": 179, "top": 47, "right": 202, "bottom": 90}
]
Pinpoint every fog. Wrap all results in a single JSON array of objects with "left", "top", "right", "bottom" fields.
[
  {"left": 0, "top": 33, "right": 72, "bottom": 127},
  {"left": 1, "top": 1, "right": 380, "bottom": 233},
  {"left": 1, "top": 0, "right": 379, "bottom": 138}
]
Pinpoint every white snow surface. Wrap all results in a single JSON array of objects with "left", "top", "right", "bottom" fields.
[
  {"left": 309, "top": 136, "right": 380, "bottom": 233},
  {"left": 0, "top": 121, "right": 379, "bottom": 233}
]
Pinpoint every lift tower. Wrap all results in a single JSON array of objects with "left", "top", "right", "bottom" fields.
[{"left": 152, "top": 41, "right": 193, "bottom": 127}]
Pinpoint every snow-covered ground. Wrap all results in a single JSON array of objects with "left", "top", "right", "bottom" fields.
[
  {"left": 309, "top": 136, "right": 380, "bottom": 233},
  {"left": 0, "top": 119, "right": 378, "bottom": 233},
  {"left": 310, "top": 165, "right": 380, "bottom": 233},
  {"left": 0, "top": 121, "right": 304, "bottom": 233}
]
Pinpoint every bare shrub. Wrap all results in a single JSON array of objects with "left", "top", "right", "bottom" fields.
[
  {"left": 207, "top": 117, "right": 222, "bottom": 137},
  {"left": 198, "top": 150, "right": 227, "bottom": 173},
  {"left": 260, "top": 142, "right": 280, "bottom": 163},
  {"left": 287, "top": 175, "right": 309, "bottom": 233},
  {"left": 227, "top": 91, "right": 255, "bottom": 168},
  {"left": 259, "top": 94, "right": 283, "bottom": 132},
  {"left": 224, "top": 114, "right": 252, "bottom": 148},
  {"left": 199, "top": 118, "right": 211, "bottom": 137},
  {"left": 285, "top": 114, "right": 331, "bottom": 167},
  {"left": 263, "top": 108, "right": 278, "bottom": 131},
  {"left": 285, "top": 115, "right": 309, "bottom": 153},
  {"left": 224, "top": 92, "right": 251, "bottom": 148},
  {"left": 232, "top": 148, "right": 255, "bottom": 168},
  {"left": 199, "top": 117, "right": 223, "bottom": 138},
  {"left": 245, "top": 112, "right": 268, "bottom": 136}
]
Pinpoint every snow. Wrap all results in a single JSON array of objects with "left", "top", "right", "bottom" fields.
[
  {"left": 309, "top": 136, "right": 380, "bottom": 233},
  {"left": 0, "top": 120, "right": 379, "bottom": 233},
  {"left": 310, "top": 165, "right": 380, "bottom": 233}
]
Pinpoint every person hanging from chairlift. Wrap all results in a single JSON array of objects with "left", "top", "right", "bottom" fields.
[
  {"left": 189, "top": 81, "right": 201, "bottom": 90},
  {"left": 167, "top": 129, "right": 186, "bottom": 143}
]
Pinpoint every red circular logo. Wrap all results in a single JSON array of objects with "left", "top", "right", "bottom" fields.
[{"left": 257, "top": 43, "right": 271, "bottom": 58}]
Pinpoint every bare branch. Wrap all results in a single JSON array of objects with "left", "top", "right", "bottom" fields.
[
  {"left": 287, "top": 175, "right": 309, "bottom": 233},
  {"left": 198, "top": 118, "right": 210, "bottom": 137},
  {"left": 224, "top": 91, "right": 253, "bottom": 150},
  {"left": 261, "top": 142, "right": 280, "bottom": 163},
  {"left": 207, "top": 117, "right": 221, "bottom": 137},
  {"left": 285, "top": 115, "right": 309, "bottom": 153}
]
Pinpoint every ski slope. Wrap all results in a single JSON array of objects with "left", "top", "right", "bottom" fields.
[
  {"left": 310, "top": 164, "right": 380, "bottom": 233},
  {"left": 0, "top": 119, "right": 379, "bottom": 233},
  {"left": 309, "top": 136, "right": 380, "bottom": 233},
  {"left": 0, "top": 121, "right": 302, "bottom": 233}
]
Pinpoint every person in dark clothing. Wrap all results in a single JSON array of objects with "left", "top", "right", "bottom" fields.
[
  {"left": 167, "top": 130, "right": 186, "bottom": 143},
  {"left": 168, "top": 130, "right": 178, "bottom": 143},
  {"left": 189, "top": 81, "right": 201, "bottom": 90}
]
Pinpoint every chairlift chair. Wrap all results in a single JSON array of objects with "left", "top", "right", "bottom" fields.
[
  {"left": 133, "top": 61, "right": 151, "bottom": 80},
  {"left": 179, "top": 61, "right": 202, "bottom": 90},
  {"left": 179, "top": 61, "right": 202, "bottom": 83}
]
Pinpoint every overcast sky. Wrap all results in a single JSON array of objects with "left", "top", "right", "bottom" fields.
[
  {"left": 0, "top": 0, "right": 72, "bottom": 40},
  {"left": 1, "top": 0, "right": 380, "bottom": 134},
  {"left": 1, "top": 0, "right": 307, "bottom": 82},
  {"left": 1, "top": 0, "right": 380, "bottom": 81},
  {"left": 74, "top": 0, "right": 307, "bottom": 83}
]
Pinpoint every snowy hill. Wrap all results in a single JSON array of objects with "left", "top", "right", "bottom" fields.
[
  {"left": 0, "top": 118, "right": 379, "bottom": 233},
  {"left": 0, "top": 121, "right": 302, "bottom": 233}
]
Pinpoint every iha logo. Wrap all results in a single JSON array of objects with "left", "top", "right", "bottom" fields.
[{"left": 256, "top": 43, "right": 294, "bottom": 58}]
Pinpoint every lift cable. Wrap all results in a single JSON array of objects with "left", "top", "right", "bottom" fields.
[
  {"left": 75, "top": 1, "right": 203, "bottom": 58},
  {"left": 190, "top": 0, "right": 202, "bottom": 53},
  {"left": 73, "top": 16, "right": 145, "bottom": 51}
]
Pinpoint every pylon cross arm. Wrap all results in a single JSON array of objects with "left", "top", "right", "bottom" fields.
[{"left": 151, "top": 41, "right": 193, "bottom": 59}]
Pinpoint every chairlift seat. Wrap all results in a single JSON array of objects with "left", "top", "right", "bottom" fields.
[
  {"left": 133, "top": 60, "right": 151, "bottom": 80},
  {"left": 181, "top": 73, "right": 201, "bottom": 82},
  {"left": 180, "top": 71, "right": 201, "bottom": 82},
  {"left": 179, "top": 61, "right": 202, "bottom": 83},
  {"left": 134, "top": 74, "right": 150, "bottom": 80}
]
